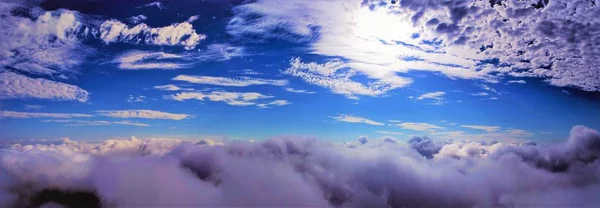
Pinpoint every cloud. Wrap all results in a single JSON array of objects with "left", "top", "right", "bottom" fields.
[
  {"left": 284, "top": 58, "right": 406, "bottom": 99},
  {"left": 23, "top": 105, "right": 44, "bottom": 110},
  {"left": 167, "top": 91, "right": 284, "bottom": 107},
  {"left": 376, "top": 131, "right": 404, "bottom": 135},
  {"left": 113, "top": 50, "right": 188, "bottom": 70},
  {"left": 417, "top": 91, "right": 445, "bottom": 100},
  {"left": 96, "top": 110, "right": 190, "bottom": 120},
  {"left": 257, "top": 100, "right": 291, "bottom": 108},
  {"left": 0, "top": 2, "right": 93, "bottom": 77},
  {"left": 396, "top": 122, "right": 444, "bottom": 131},
  {"left": 284, "top": 88, "right": 315, "bottom": 94},
  {"left": 0, "top": 72, "right": 89, "bottom": 102},
  {"left": 153, "top": 85, "right": 194, "bottom": 91},
  {"left": 461, "top": 125, "right": 500, "bottom": 132},
  {"left": 173, "top": 75, "right": 288, "bottom": 87},
  {"left": 0, "top": 111, "right": 92, "bottom": 119},
  {"left": 127, "top": 95, "right": 146, "bottom": 103},
  {"left": 332, "top": 115, "right": 384, "bottom": 126},
  {"left": 508, "top": 80, "right": 527, "bottom": 84},
  {"left": 471, "top": 92, "right": 489, "bottom": 96},
  {"left": 99, "top": 17, "right": 206, "bottom": 50},
  {"left": 2, "top": 126, "right": 600, "bottom": 207},
  {"left": 43, "top": 119, "right": 150, "bottom": 127},
  {"left": 228, "top": 0, "right": 600, "bottom": 92}
]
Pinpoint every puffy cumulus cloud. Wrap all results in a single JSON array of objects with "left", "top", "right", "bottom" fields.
[
  {"left": 332, "top": 115, "right": 385, "bottom": 126},
  {"left": 284, "top": 58, "right": 407, "bottom": 100},
  {"left": 0, "top": 110, "right": 92, "bottom": 119},
  {"left": 3, "top": 126, "right": 600, "bottom": 207},
  {"left": 229, "top": 0, "right": 600, "bottom": 92},
  {"left": 395, "top": 122, "right": 444, "bottom": 131},
  {"left": 96, "top": 110, "right": 190, "bottom": 120},
  {"left": 0, "top": 1, "right": 93, "bottom": 77},
  {"left": 173, "top": 75, "right": 288, "bottom": 87},
  {"left": 99, "top": 17, "right": 206, "bottom": 50},
  {"left": 166, "top": 91, "right": 288, "bottom": 107},
  {"left": 0, "top": 72, "right": 89, "bottom": 102}
]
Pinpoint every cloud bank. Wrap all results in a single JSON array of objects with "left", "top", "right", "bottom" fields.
[{"left": 2, "top": 126, "right": 600, "bottom": 207}]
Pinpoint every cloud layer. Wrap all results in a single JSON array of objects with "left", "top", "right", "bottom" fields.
[{"left": 2, "top": 126, "right": 600, "bottom": 207}]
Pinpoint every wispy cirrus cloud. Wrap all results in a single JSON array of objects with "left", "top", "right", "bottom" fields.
[
  {"left": 96, "top": 110, "right": 190, "bottom": 120},
  {"left": 43, "top": 119, "right": 150, "bottom": 127},
  {"left": 395, "top": 122, "right": 444, "bottom": 131},
  {"left": 284, "top": 58, "right": 406, "bottom": 100},
  {"left": 153, "top": 84, "right": 194, "bottom": 91},
  {"left": 0, "top": 72, "right": 89, "bottom": 102},
  {"left": 417, "top": 91, "right": 445, "bottom": 100},
  {"left": 332, "top": 115, "right": 384, "bottom": 126},
  {"left": 173, "top": 75, "right": 288, "bottom": 87},
  {"left": 0, "top": 110, "right": 92, "bottom": 119},
  {"left": 461, "top": 125, "right": 500, "bottom": 132},
  {"left": 167, "top": 91, "right": 287, "bottom": 107},
  {"left": 284, "top": 88, "right": 315, "bottom": 94},
  {"left": 376, "top": 131, "right": 404, "bottom": 135}
]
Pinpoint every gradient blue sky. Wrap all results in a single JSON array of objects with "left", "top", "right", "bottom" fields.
[{"left": 1, "top": 0, "right": 599, "bottom": 143}]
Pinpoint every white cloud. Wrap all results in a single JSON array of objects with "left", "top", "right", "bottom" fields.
[
  {"left": 284, "top": 88, "right": 315, "bottom": 94},
  {"left": 0, "top": 126, "right": 599, "bottom": 207},
  {"left": 0, "top": 110, "right": 92, "bottom": 119},
  {"left": 332, "top": 115, "right": 384, "bottom": 126},
  {"left": 0, "top": 72, "right": 89, "bottom": 102},
  {"left": 509, "top": 80, "right": 527, "bottom": 84},
  {"left": 505, "top": 129, "right": 534, "bottom": 137},
  {"left": 113, "top": 50, "right": 188, "bottom": 70},
  {"left": 154, "top": 84, "right": 194, "bottom": 91},
  {"left": 167, "top": 91, "right": 284, "bottom": 107},
  {"left": 99, "top": 17, "right": 206, "bottom": 50},
  {"left": 173, "top": 75, "right": 288, "bottom": 87},
  {"left": 417, "top": 91, "right": 445, "bottom": 100},
  {"left": 127, "top": 95, "right": 146, "bottom": 103},
  {"left": 228, "top": 0, "right": 600, "bottom": 91},
  {"left": 96, "top": 110, "right": 190, "bottom": 120},
  {"left": 396, "top": 122, "right": 444, "bottom": 131},
  {"left": 0, "top": 3, "right": 93, "bottom": 77},
  {"left": 471, "top": 92, "right": 489, "bottom": 96},
  {"left": 43, "top": 119, "right": 150, "bottom": 127},
  {"left": 284, "top": 58, "right": 406, "bottom": 99},
  {"left": 461, "top": 125, "right": 500, "bottom": 132},
  {"left": 376, "top": 131, "right": 404, "bottom": 135},
  {"left": 257, "top": 100, "right": 291, "bottom": 108}
]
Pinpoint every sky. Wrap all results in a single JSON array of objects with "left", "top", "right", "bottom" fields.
[{"left": 1, "top": 0, "right": 600, "bottom": 143}]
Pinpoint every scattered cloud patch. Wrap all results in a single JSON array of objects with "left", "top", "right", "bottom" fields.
[
  {"left": 396, "top": 122, "right": 444, "bottom": 131},
  {"left": 113, "top": 50, "right": 188, "bottom": 70},
  {"left": 167, "top": 91, "right": 283, "bottom": 107},
  {"left": 509, "top": 80, "right": 527, "bottom": 84},
  {"left": 173, "top": 75, "right": 288, "bottom": 87},
  {"left": 0, "top": 110, "right": 92, "bottom": 119},
  {"left": 23, "top": 105, "right": 44, "bottom": 110},
  {"left": 0, "top": 72, "right": 89, "bottom": 102},
  {"left": 417, "top": 91, "right": 445, "bottom": 100},
  {"left": 96, "top": 110, "right": 190, "bottom": 120},
  {"left": 332, "top": 115, "right": 384, "bottom": 126},
  {"left": 43, "top": 119, "right": 150, "bottom": 127},
  {"left": 471, "top": 92, "right": 489, "bottom": 96},
  {"left": 284, "top": 88, "right": 315, "bottom": 94},
  {"left": 376, "top": 131, "right": 404, "bottom": 135},
  {"left": 127, "top": 95, "right": 146, "bottom": 103},
  {"left": 153, "top": 84, "right": 194, "bottom": 91},
  {"left": 461, "top": 125, "right": 500, "bottom": 132},
  {"left": 99, "top": 17, "right": 206, "bottom": 49},
  {"left": 284, "top": 58, "right": 406, "bottom": 99}
]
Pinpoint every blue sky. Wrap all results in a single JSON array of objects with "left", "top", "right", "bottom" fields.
[{"left": 1, "top": 0, "right": 599, "bottom": 143}]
